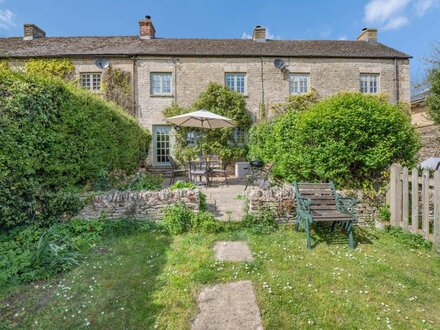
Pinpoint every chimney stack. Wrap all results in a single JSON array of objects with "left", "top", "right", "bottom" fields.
[
  {"left": 23, "top": 24, "right": 46, "bottom": 40},
  {"left": 357, "top": 28, "right": 377, "bottom": 43},
  {"left": 139, "top": 15, "right": 156, "bottom": 39},
  {"left": 252, "top": 25, "right": 266, "bottom": 42}
]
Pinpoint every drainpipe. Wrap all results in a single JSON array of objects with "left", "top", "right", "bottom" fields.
[
  {"left": 260, "top": 57, "right": 265, "bottom": 120},
  {"left": 394, "top": 57, "right": 400, "bottom": 103},
  {"left": 172, "top": 58, "right": 179, "bottom": 103},
  {"left": 131, "top": 55, "right": 138, "bottom": 118}
]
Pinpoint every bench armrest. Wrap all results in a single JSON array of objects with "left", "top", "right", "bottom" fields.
[
  {"left": 336, "top": 194, "right": 357, "bottom": 216},
  {"left": 297, "top": 196, "right": 312, "bottom": 213}
]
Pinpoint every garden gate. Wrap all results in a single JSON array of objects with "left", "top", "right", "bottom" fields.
[{"left": 389, "top": 164, "right": 440, "bottom": 245}]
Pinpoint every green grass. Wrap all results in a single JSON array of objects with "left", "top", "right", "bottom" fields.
[{"left": 1, "top": 225, "right": 440, "bottom": 329}]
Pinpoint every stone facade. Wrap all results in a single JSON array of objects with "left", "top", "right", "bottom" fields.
[
  {"left": 246, "top": 185, "right": 379, "bottom": 224},
  {"left": 75, "top": 188, "right": 200, "bottom": 220},
  {"left": 68, "top": 56, "right": 410, "bottom": 166}
]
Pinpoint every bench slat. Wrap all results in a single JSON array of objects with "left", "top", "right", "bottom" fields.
[{"left": 297, "top": 183, "right": 332, "bottom": 189}]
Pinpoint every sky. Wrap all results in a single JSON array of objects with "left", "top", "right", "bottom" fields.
[{"left": 1, "top": 0, "right": 439, "bottom": 92}]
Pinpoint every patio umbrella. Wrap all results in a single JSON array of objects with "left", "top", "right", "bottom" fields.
[{"left": 164, "top": 109, "right": 235, "bottom": 129}]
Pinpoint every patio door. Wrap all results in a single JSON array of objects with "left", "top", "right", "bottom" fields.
[{"left": 153, "top": 125, "right": 172, "bottom": 166}]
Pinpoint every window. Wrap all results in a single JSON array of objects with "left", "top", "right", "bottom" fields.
[
  {"left": 360, "top": 74, "right": 379, "bottom": 94},
  {"left": 225, "top": 73, "right": 246, "bottom": 94},
  {"left": 151, "top": 72, "right": 172, "bottom": 95},
  {"left": 230, "top": 128, "right": 247, "bottom": 146},
  {"left": 80, "top": 73, "right": 101, "bottom": 91},
  {"left": 289, "top": 74, "right": 309, "bottom": 94},
  {"left": 186, "top": 131, "right": 200, "bottom": 146}
]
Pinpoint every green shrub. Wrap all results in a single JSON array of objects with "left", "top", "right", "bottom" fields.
[
  {"left": 242, "top": 211, "right": 279, "bottom": 234},
  {"left": 379, "top": 205, "right": 391, "bottom": 222},
  {"left": 427, "top": 67, "right": 440, "bottom": 124},
  {"left": 0, "top": 71, "right": 151, "bottom": 228},
  {"left": 162, "top": 203, "right": 194, "bottom": 234},
  {"left": 0, "top": 220, "right": 103, "bottom": 288},
  {"left": 191, "top": 211, "right": 222, "bottom": 233},
  {"left": 385, "top": 227, "right": 432, "bottom": 250},
  {"left": 126, "top": 172, "right": 163, "bottom": 191},
  {"left": 249, "top": 92, "right": 420, "bottom": 188},
  {"left": 0, "top": 60, "right": 9, "bottom": 72},
  {"left": 169, "top": 180, "right": 197, "bottom": 190}
]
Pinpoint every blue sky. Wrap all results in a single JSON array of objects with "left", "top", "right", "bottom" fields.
[{"left": 1, "top": 0, "right": 439, "bottom": 91}]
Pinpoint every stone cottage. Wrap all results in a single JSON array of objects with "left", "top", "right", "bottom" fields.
[{"left": 0, "top": 16, "right": 411, "bottom": 167}]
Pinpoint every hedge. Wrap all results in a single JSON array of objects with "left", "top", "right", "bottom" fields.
[
  {"left": 248, "top": 92, "right": 420, "bottom": 188},
  {"left": 0, "top": 71, "right": 151, "bottom": 228}
]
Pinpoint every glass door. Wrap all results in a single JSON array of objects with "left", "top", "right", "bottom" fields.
[{"left": 153, "top": 125, "right": 171, "bottom": 166}]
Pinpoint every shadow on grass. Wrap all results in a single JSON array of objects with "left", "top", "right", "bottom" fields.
[
  {"left": 309, "top": 223, "right": 377, "bottom": 249},
  {"left": 0, "top": 229, "right": 173, "bottom": 329}
]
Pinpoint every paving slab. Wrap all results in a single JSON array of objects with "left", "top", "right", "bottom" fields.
[
  {"left": 213, "top": 241, "right": 254, "bottom": 262},
  {"left": 191, "top": 280, "right": 263, "bottom": 330}
]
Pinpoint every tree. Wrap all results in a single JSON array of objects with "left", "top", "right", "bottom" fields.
[{"left": 427, "top": 67, "right": 440, "bottom": 124}]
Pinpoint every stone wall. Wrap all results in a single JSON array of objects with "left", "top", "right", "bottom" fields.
[
  {"left": 246, "top": 186, "right": 380, "bottom": 224},
  {"left": 75, "top": 188, "right": 200, "bottom": 220}
]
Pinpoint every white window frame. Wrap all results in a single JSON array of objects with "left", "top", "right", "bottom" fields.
[
  {"left": 360, "top": 73, "right": 380, "bottom": 94},
  {"left": 229, "top": 127, "right": 247, "bottom": 146},
  {"left": 225, "top": 73, "right": 247, "bottom": 94},
  {"left": 289, "top": 73, "right": 310, "bottom": 95},
  {"left": 150, "top": 72, "right": 173, "bottom": 96},
  {"left": 80, "top": 72, "right": 102, "bottom": 91}
]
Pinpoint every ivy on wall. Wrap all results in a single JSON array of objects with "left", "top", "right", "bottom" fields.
[
  {"left": 102, "top": 66, "right": 134, "bottom": 116},
  {"left": 25, "top": 58, "right": 75, "bottom": 80},
  {"left": 162, "top": 82, "right": 252, "bottom": 161}
]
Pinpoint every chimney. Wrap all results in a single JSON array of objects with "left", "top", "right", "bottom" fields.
[
  {"left": 139, "top": 15, "right": 156, "bottom": 39},
  {"left": 252, "top": 25, "right": 266, "bottom": 42},
  {"left": 357, "top": 28, "right": 377, "bottom": 42},
  {"left": 23, "top": 24, "right": 46, "bottom": 40}
]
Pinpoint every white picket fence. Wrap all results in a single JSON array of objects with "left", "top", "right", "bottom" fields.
[{"left": 389, "top": 164, "right": 440, "bottom": 244}]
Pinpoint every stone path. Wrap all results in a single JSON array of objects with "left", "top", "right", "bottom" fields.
[
  {"left": 192, "top": 241, "right": 262, "bottom": 330},
  {"left": 202, "top": 178, "right": 246, "bottom": 221},
  {"left": 213, "top": 241, "right": 254, "bottom": 262},
  {"left": 191, "top": 281, "right": 263, "bottom": 330}
]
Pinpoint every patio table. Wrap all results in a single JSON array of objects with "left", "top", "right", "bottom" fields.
[{"left": 188, "top": 160, "right": 220, "bottom": 186}]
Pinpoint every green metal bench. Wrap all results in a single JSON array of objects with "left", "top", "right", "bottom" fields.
[{"left": 294, "top": 182, "right": 358, "bottom": 249}]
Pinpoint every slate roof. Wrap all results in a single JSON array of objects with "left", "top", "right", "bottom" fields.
[
  {"left": 411, "top": 88, "right": 430, "bottom": 103},
  {"left": 0, "top": 36, "right": 411, "bottom": 59}
]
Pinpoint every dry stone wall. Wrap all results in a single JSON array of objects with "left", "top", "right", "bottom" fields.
[
  {"left": 246, "top": 185, "right": 379, "bottom": 224},
  {"left": 75, "top": 188, "right": 200, "bottom": 220}
]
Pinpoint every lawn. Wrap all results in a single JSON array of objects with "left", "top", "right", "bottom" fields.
[{"left": 1, "top": 225, "right": 440, "bottom": 329}]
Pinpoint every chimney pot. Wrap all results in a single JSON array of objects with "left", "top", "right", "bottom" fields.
[
  {"left": 23, "top": 24, "right": 46, "bottom": 40},
  {"left": 252, "top": 25, "right": 266, "bottom": 42},
  {"left": 357, "top": 28, "right": 377, "bottom": 43},
  {"left": 139, "top": 15, "right": 156, "bottom": 39}
]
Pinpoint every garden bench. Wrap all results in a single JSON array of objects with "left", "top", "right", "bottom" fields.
[{"left": 294, "top": 182, "right": 357, "bottom": 250}]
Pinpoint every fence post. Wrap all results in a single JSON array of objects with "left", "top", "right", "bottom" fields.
[
  {"left": 434, "top": 171, "right": 440, "bottom": 247},
  {"left": 390, "top": 164, "right": 400, "bottom": 226},
  {"left": 402, "top": 167, "right": 409, "bottom": 229},
  {"left": 422, "top": 169, "right": 430, "bottom": 240},
  {"left": 411, "top": 168, "right": 419, "bottom": 233}
]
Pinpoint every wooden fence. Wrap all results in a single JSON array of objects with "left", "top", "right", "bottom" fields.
[{"left": 389, "top": 164, "right": 440, "bottom": 245}]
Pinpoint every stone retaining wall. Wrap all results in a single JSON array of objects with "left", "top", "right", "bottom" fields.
[
  {"left": 75, "top": 189, "right": 200, "bottom": 220},
  {"left": 246, "top": 185, "right": 380, "bottom": 224}
]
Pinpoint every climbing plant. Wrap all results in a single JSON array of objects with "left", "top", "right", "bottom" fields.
[
  {"left": 270, "top": 88, "right": 319, "bottom": 116},
  {"left": 0, "top": 60, "right": 9, "bottom": 72},
  {"left": 25, "top": 58, "right": 75, "bottom": 80},
  {"left": 162, "top": 82, "right": 252, "bottom": 161},
  {"left": 102, "top": 66, "right": 134, "bottom": 116}
]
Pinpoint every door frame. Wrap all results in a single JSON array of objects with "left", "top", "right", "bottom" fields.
[{"left": 152, "top": 125, "right": 172, "bottom": 167}]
